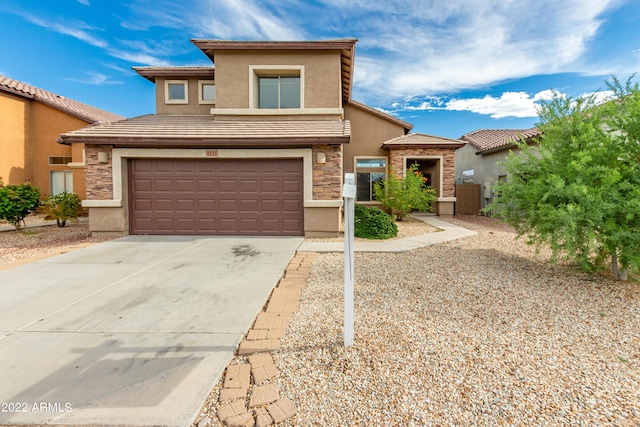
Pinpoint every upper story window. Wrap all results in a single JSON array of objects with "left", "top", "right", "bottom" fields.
[
  {"left": 259, "top": 76, "right": 300, "bottom": 109},
  {"left": 165, "top": 80, "right": 188, "bottom": 104},
  {"left": 249, "top": 65, "right": 304, "bottom": 109},
  {"left": 199, "top": 80, "right": 216, "bottom": 104}
]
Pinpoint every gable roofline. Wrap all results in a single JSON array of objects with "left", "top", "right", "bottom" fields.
[
  {"left": 382, "top": 132, "right": 466, "bottom": 149},
  {"left": 347, "top": 100, "right": 413, "bottom": 132},
  {"left": 191, "top": 38, "right": 357, "bottom": 102},
  {"left": 460, "top": 127, "right": 541, "bottom": 154},
  {"left": 0, "top": 75, "right": 125, "bottom": 124},
  {"left": 133, "top": 66, "right": 215, "bottom": 83}
]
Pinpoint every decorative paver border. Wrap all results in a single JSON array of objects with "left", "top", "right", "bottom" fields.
[{"left": 196, "top": 252, "right": 316, "bottom": 427}]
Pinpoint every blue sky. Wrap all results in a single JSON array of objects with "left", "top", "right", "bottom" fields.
[{"left": 1, "top": 0, "right": 639, "bottom": 139}]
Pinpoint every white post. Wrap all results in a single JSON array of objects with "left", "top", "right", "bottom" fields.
[{"left": 342, "top": 173, "right": 356, "bottom": 347}]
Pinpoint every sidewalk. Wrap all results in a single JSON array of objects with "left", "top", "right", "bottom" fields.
[{"left": 297, "top": 213, "right": 477, "bottom": 253}]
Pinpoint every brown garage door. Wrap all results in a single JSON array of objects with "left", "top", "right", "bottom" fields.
[{"left": 129, "top": 158, "right": 304, "bottom": 236}]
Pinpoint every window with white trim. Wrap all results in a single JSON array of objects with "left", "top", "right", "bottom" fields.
[
  {"left": 355, "top": 158, "right": 387, "bottom": 202},
  {"left": 50, "top": 170, "right": 73, "bottom": 195},
  {"left": 165, "top": 80, "right": 188, "bottom": 104},
  {"left": 259, "top": 76, "right": 300, "bottom": 109},
  {"left": 250, "top": 65, "right": 304, "bottom": 109},
  {"left": 199, "top": 80, "right": 216, "bottom": 104}
]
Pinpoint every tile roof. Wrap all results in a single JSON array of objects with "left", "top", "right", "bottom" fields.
[
  {"left": 348, "top": 100, "right": 413, "bottom": 131},
  {"left": 59, "top": 114, "right": 351, "bottom": 146},
  {"left": 460, "top": 128, "right": 541, "bottom": 153},
  {"left": 382, "top": 132, "right": 466, "bottom": 149},
  {"left": 0, "top": 75, "right": 125, "bottom": 124}
]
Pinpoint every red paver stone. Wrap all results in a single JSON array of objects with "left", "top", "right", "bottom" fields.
[
  {"left": 249, "top": 383, "right": 280, "bottom": 408},
  {"left": 223, "top": 364, "right": 251, "bottom": 390},
  {"left": 219, "top": 387, "right": 247, "bottom": 402},
  {"left": 217, "top": 399, "right": 246, "bottom": 422},
  {"left": 267, "top": 397, "right": 298, "bottom": 423}
]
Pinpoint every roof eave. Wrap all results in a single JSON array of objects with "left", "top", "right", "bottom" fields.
[
  {"left": 383, "top": 143, "right": 466, "bottom": 149},
  {"left": 58, "top": 135, "right": 350, "bottom": 146}
]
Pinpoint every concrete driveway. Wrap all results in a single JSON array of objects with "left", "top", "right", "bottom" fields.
[{"left": 0, "top": 235, "right": 302, "bottom": 427}]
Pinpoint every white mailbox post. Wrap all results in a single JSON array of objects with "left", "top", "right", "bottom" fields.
[{"left": 342, "top": 173, "right": 356, "bottom": 347}]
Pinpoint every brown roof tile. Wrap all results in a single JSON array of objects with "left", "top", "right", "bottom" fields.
[
  {"left": 59, "top": 114, "right": 351, "bottom": 146},
  {"left": 382, "top": 132, "right": 466, "bottom": 149},
  {"left": 460, "top": 128, "right": 541, "bottom": 153},
  {"left": 0, "top": 75, "right": 125, "bottom": 124}
]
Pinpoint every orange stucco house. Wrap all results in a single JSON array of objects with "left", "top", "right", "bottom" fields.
[
  {"left": 60, "top": 39, "right": 465, "bottom": 237},
  {"left": 0, "top": 76, "right": 123, "bottom": 199}
]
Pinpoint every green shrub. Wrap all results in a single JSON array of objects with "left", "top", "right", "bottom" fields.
[
  {"left": 0, "top": 183, "right": 41, "bottom": 229},
  {"left": 354, "top": 204, "right": 398, "bottom": 240},
  {"left": 41, "top": 192, "right": 82, "bottom": 227},
  {"left": 373, "top": 163, "right": 437, "bottom": 220}
]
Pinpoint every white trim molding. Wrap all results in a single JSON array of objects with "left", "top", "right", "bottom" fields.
[{"left": 249, "top": 65, "right": 305, "bottom": 109}]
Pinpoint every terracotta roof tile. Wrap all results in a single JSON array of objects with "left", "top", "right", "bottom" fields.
[
  {"left": 59, "top": 115, "right": 351, "bottom": 145},
  {"left": 460, "top": 128, "right": 541, "bottom": 153},
  {"left": 0, "top": 75, "right": 125, "bottom": 124}
]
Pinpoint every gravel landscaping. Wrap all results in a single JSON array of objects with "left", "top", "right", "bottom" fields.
[
  {"left": 0, "top": 216, "right": 115, "bottom": 267},
  {"left": 199, "top": 215, "right": 639, "bottom": 427},
  {"left": 272, "top": 216, "right": 639, "bottom": 426}
]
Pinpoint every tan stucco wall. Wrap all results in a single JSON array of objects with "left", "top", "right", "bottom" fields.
[
  {"left": 0, "top": 91, "right": 88, "bottom": 198},
  {"left": 214, "top": 51, "right": 342, "bottom": 109},
  {"left": 343, "top": 104, "right": 407, "bottom": 173},
  {"left": 0, "top": 91, "right": 27, "bottom": 186},
  {"left": 155, "top": 77, "right": 215, "bottom": 115},
  {"left": 88, "top": 207, "right": 127, "bottom": 233},
  {"left": 304, "top": 206, "right": 341, "bottom": 237}
]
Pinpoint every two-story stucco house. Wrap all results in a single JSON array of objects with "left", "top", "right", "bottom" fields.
[
  {"left": 0, "top": 76, "right": 123, "bottom": 199},
  {"left": 59, "top": 39, "right": 464, "bottom": 237}
]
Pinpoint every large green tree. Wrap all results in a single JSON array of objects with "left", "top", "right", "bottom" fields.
[{"left": 487, "top": 77, "right": 640, "bottom": 280}]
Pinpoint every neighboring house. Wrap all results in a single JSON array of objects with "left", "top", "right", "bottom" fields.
[
  {"left": 59, "top": 39, "right": 464, "bottom": 237},
  {"left": 456, "top": 128, "right": 541, "bottom": 209},
  {"left": 0, "top": 76, "right": 124, "bottom": 199}
]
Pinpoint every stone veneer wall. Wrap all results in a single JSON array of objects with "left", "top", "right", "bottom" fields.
[
  {"left": 84, "top": 145, "right": 114, "bottom": 200},
  {"left": 312, "top": 145, "right": 342, "bottom": 200},
  {"left": 388, "top": 148, "right": 456, "bottom": 198}
]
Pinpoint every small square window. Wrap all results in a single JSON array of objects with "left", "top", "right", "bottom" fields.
[
  {"left": 165, "top": 80, "right": 188, "bottom": 104},
  {"left": 199, "top": 81, "right": 216, "bottom": 104}
]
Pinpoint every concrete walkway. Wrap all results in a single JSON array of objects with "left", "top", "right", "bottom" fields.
[
  {"left": 298, "top": 213, "right": 477, "bottom": 253},
  {"left": 0, "top": 216, "right": 88, "bottom": 232},
  {"left": 0, "top": 235, "right": 301, "bottom": 427}
]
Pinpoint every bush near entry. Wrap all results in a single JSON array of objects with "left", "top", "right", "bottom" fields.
[
  {"left": 0, "top": 183, "right": 41, "bottom": 229},
  {"left": 354, "top": 204, "right": 398, "bottom": 240}
]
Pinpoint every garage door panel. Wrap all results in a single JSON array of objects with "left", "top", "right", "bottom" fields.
[
  {"left": 176, "top": 179, "right": 195, "bottom": 192},
  {"left": 155, "top": 199, "right": 174, "bottom": 212},
  {"left": 155, "top": 180, "right": 173, "bottom": 192},
  {"left": 129, "top": 158, "right": 303, "bottom": 235}
]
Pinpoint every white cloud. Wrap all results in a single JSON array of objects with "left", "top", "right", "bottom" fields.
[
  {"left": 24, "top": 14, "right": 107, "bottom": 48},
  {"left": 123, "top": 0, "right": 304, "bottom": 40},
  {"left": 343, "top": 0, "right": 618, "bottom": 102},
  {"left": 65, "top": 71, "right": 123, "bottom": 85},
  {"left": 76, "top": 0, "right": 90, "bottom": 5},
  {"left": 445, "top": 92, "right": 544, "bottom": 118},
  {"left": 107, "top": 49, "right": 172, "bottom": 66}
]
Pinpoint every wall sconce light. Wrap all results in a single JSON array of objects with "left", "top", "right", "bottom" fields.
[
  {"left": 98, "top": 152, "right": 109, "bottom": 163},
  {"left": 316, "top": 152, "right": 326, "bottom": 164}
]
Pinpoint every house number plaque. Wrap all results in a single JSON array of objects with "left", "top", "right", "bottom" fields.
[{"left": 205, "top": 150, "right": 218, "bottom": 157}]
